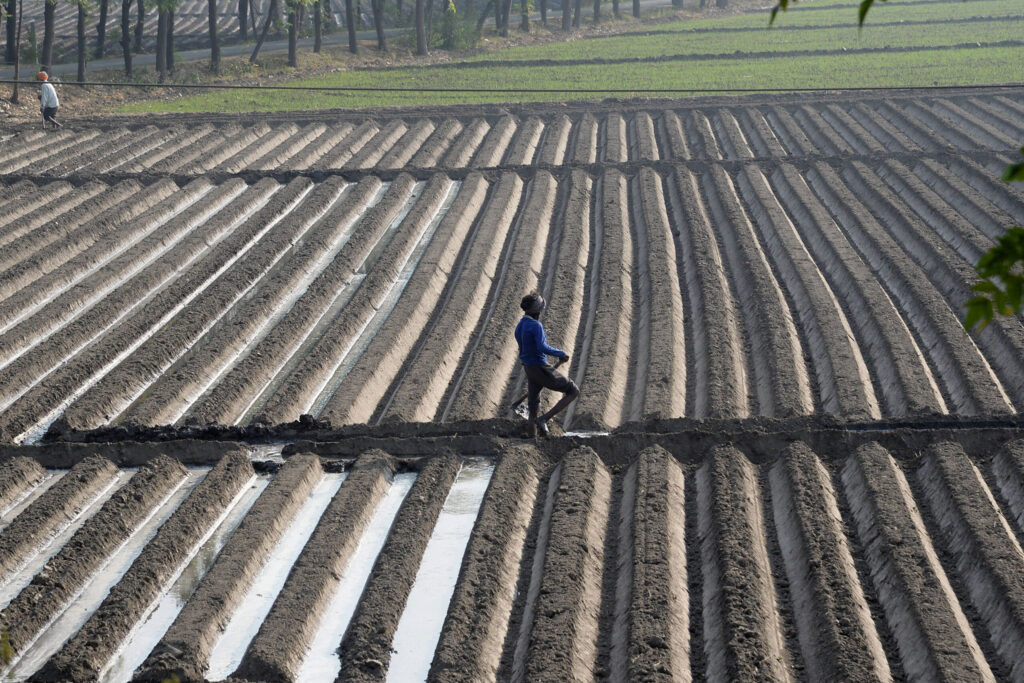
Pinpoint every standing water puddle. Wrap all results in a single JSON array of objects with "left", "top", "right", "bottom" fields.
[
  {"left": 296, "top": 472, "right": 417, "bottom": 682},
  {"left": 98, "top": 475, "right": 269, "bottom": 682},
  {"left": 386, "top": 459, "right": 494, "bottom": 682},
  {"left": 205, "top": 472, "right": 348, "bottom": 680},
  {"left": 5, "top": 469, "right": 204, "bottom": 680}
]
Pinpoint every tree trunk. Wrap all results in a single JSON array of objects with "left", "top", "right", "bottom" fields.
[
  {"left": 372, "top": 0, "right": 385, "bottom": 50},
  {"left": 5, "top": 0, "right": 15, "bottom": 63},
  {"left": 716, "top": 0, "right": 726, "bottom": 7},
  {"left": 612, "top": 0, "right": 618, "bottom": 18},
  {"left": 208, "top": 0, "right": 219, "bottom": 72},
  {"left": 166, "top": 9, "right": 174, "bottom": 71},
  {"left": 520, "top": 0, "right": 527, "bottom": 31},
  {"left": 560, "top": 0, "right": 569, "bottom": 30},
  {"left": 425, "top": 0, "right": 433, "bottom": 40},
  {"left": 155, "top": 9, "right": 166, "bottom": 80},
  {"left": 249, "top": 0, "right": 257, "bottom": 34},
  {"left": 344, "top": 0, "right": 356, "bottom": 52},
  {"left": 592, "top": 0, "right": 598, "bottom": 23},
  {"left": 414, "top": 0, "right": 425, "bottom": 54},
  {"left": 249, "top": 0, "right": 276, "bottom": 60},
  {"left": 395, "top": 0, "right": 402, "bottom": 24},
  {"left": 133, "top": 0, "right": 143, "bottom": 51},
  {"left": 11, "top": 0, "right": 22, "bottom": 101},
  {"left": 313, "top": 0, "right": 321, "bottom": 51},
  {"left": 42, "top": 0, "right": 53, "bottom": 66},
  {"left": 632, "top": 0, "right": 638, "bottom": 17},
  {"left": 120, "top": 0, "right": 131, "bottom": 76},
  {"left": 76, "top": 2, "right": 86, "bottom": 81},
  {"left": 94, "top": 0, "right": 107, "bottom": 57},
  {"left": 475, "top": 0, "right": 491, "bottom": 29},
  {"left": 500, "top": 0, "right": 511, "bottom": 36},
  {"left": 572, "top": 0, "right": 580, "bottom": 27},
  {"left": 286, "top": 0, "right": 296, "bottom": 65},
  {"left": 539, "top": 0, "right": 545, "bottom": 26},
  {"left": 237, "top": 0, "right": 247, "bottom": 39},
  {"left": 671, "top": 0, "right": 681, "bottom": 6}
]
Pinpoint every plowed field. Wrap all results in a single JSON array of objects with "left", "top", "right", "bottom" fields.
[{"left": 1, "top": 85, "right": 1024, "bottom": 682}]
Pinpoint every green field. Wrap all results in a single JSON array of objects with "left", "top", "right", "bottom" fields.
[{"left": 122, "top": 0, "right": 1024, "bottom": 113}]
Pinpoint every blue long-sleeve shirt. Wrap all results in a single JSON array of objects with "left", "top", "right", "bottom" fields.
[{"left": 515, "top": 315, "right": 566, "bottom": 366}]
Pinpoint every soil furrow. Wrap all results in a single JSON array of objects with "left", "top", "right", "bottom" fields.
[
  {"left": 739, "top": 165, "right": 879, "bottom": 419},
  {"left": 875, "top": 102, "right": 948, "bottom": 152},
  {"left": 917, "top": 442, "right": 1024, "bottom": 680},
  {"left": 255, "top": 175, "right": 448, "bottom": 423},
  {"left": 0, "top": 181, "right": 105, "bottom": 252},
  {"left": 603, "top": 113, "right": 628, "bottom": 163},
  {"left": 234, "top": 450, "right": 395, "bottom": 681},
  {"left": 0, "top": 180, "right": 249, "bottom": 416},
  {"left": 503, "top": 116, "right": 544, "bottom": 167},
  {"left": 851, "top": 103, "right": 921, "bottom": 153},
  {"left": 912, "top": 158, "right": 1014, "bottom": 241},
  {"left": 634, "top": 167, "right": 686, "bottom": 419},
  {"left": 822, "top": 104, "right": 886, "bottom": 154},
  {"left": 631, "top": 112, "right": 659, "bottom": 162},
  {"left": 380, "top": 173, "right": 522, "bottom": 424},
  {"left": 536, "top": 114, "right": 571, "bottom": 166},
  {"left": 337, "top": 453, "right": 461, "bottom": 682},
  {"left": 932, "top": 99, "right": 1019, "bottom": 150},
  {"left": 321, "top": 174, "right": 488, "bottom": 425},
  {"left": 122, "top": 125, "right": 215, "bottom": 173},
  {"left": 0, "top": 180, "right": 148, "bottom": 299},
  {"left": 807, "top": 162, "right": 1008, "bottom": 416},
  {"left": 769, "top": 164, "right": 945, "bottom": 416},
  {"left": 409, "top": 119, "right": 464, "bottom": 169},
  {"left": 428, "top": 446, "right": 543, "bottom": 682},
  {"left": 250, "top": 123, "right": 327, "bottom": 171},
  {"left": 379, "top": 120, "right": 437, "bottom": 170},
  {"left": 769, "top": 443, "right": 890, "bottom": 681},
  {"left": 961, "top": 97, "right": 1024, "bottom": 143},
  {"left": 443, "top": 172, "right": 555, "bottom": 422},
  {"left": 0, "top": 456, "right": 186, "bottom": 661},
  {"left": 900, "top": 100, "right": 994, "bottom": 151},
  {"left": 841, "top": 442, "right": 994, "bottom": 682},
  {"left": 845, "top": 162, "right": 1022, "bottom": 410},
  {"left": 0, "top": 457, "right": 45, "bottom": 517},
  {"left": 471, "top": 115, "right": 517, "bottom": 168},
  {"left": 281, "top": 123, "right": 353, "bottom": 170},
  {"left": 0, "top": 179, "right": 283, "bottom": 442},
  {"left": 572, "top": 113, "right": 599, "bottom": 164},
  {"left": 0, "top": 456, "right": 118, "bottom": 583},
  {"left": 314, "top": 121, "right": 380, "bottom": 170},
  {"left": 442, "top": 118, "right": 489, "bottom": 169},
  {"left": 32, "top": 451, "right": 255, "bottom": 682},
  {"left": 522, "top": 446, "right": 610, "bottom": 681},
  {"left": 0, "top": 179, "right": 212, "bottom": 339},
  {"left": 54, "top": 177, "right": 320, "bottom": 433},
  {"left": 798, "top": 105, "right": 855, "bottom": 155},
  {"left": 703, "top": 165, "right": 813, "bottom": 418},
  {"left": 214, "top": 123, "right": 300, "bottom": 173},
  {"left": 346, "top": 119, "right": 409, "bottom": 170},
  {"left": 0, "top": 130, "right": 101, "bottom": 174},
  {"left": 186, "top": 123, "right": 274, "bottom": 174},
  {"left": 0, "top": 131, "right": 54, "bottom": 166},
  {"left": 119, "top": 176, "right": 351, "bottom": 427},
  {"left": 949, "top": 156, "right": 1024, "bottom": 225},
  {"left": 621, "top": 445, "right": 689, "bottom": 681},
  {"left": 147, "top": 126, "right": 242, "bottom": 174},
  {"left": 698, "top": 445, "right": 793, "bottom": 682},
  {"left": 135, "top": 454, "right": 322, "bottom": 682},
  {"left": 669, "top": 167, "right": 747, "bottom": 419},
  {"left": 994, "top": 441, "right": 1024, "bottom": 536},
  {"left": 182, "top": 177, "right": 386, "bottom": 426},
  {"left": 0, "top": 179, "right": 173, "bottom": 306},
  {"left": 689, "top": 110, "right": 722, "bottom": 160},
  {"left": 715, "top": 109, "right": 753, "bottom": 160},
  {"left": 767, "top": 106, "right": 817, "bottom": 156},
  {"left": 571, "top": 170, "right": 633, "bottom": 429},
  {"left": 660, "top": 111, "right": 690, "bottom": 160},
  {"left": 47, "top": 127, "right": 149, "bottom": 177},
  {"left": 739, "top": 108, "right": 786, "bottom": 158},
  {"left": 89, "top": 126, "right": 178, "bottom": 174}
]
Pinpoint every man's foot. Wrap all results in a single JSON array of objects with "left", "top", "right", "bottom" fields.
[
  {"left": 535, "top": 417, "right": 550, "bottom": 437},
  {"left": 512, "top": 401, "right": 529, "bottom": 420}
]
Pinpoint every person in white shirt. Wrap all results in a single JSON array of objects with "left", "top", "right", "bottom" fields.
[{"left": 37, "top": 72, "right": 61, "bottom": 129}]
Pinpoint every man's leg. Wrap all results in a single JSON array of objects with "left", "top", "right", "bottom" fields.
[
  {"left": 533, "top": 364, "right": 579, "bottom": 432},
  {"left": 525, "top": 370, "right": 542, "bottom": 438}
]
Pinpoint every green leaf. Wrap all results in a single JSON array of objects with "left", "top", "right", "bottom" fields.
[
  {"left": 971, "top": 280, "right": 1001, "bottom": 295},
  {"left": 857, "top": 0, "right": 875, "bottom": 26},
  {"left": 964, "top": 296, "right": 994, "bottom": 331}
]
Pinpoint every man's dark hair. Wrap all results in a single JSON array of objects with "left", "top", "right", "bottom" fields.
[{"left": 521, "top": 292, "right": 545, "bottom": 315}]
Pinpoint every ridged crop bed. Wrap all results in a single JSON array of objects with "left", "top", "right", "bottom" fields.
[{"left": 2, "top": 86, "right": 1024, "bottom": 681}]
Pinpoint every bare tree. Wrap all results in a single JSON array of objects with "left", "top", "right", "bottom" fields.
[
  {"left": 539, "top": 0, "right": 545, "bottom": 25},
  {"left": 4, "top": 0, "right": 16, "bottom": 63},
  {"left": 133, "top": 0, "right": 143, "bottom": 51},
  {"left": 414, "top": 0, "right": 425, "bottom": 54},
  {"left": 520, "top": 0, "right": 527, "bottom": 31},
  {"left": 155, "top": 5, "right": 166, "bottom": 79},
  {"left": 249, "top": 0, "right": 278, "bottom": 60},
  {"left": 237, "top": 0, "right": 247, "bottom": 39},
  {"left": 611, "top": 0, "right": 618, "bottom": 18},
  {"left": 313, "top": 0, "right": 321, "bottom": 51},
  {"left": 10, "top": 0, "right": 22, "bottom": 102},
  {"left": 572, "top": 0, "right": 580, "bottom": 27},
  {"left": 42, "top": 0, "right": 54, "bottom": 66},
  {"left": 371, "top": 0, "right": 385, "bottom": 49},
  {"left": 208, "top": 0, "right": 219, "bottom": 71},
  {"left": 344, "top": 0, "right": 356, "bottom": 52},
  {"left": 560, "top": 0, "right": 569, "bottom": 30},
  {"left": 166, "top": 7, "right": 174, "bottom": 71},
  {"left": 120, "top": 0, "right": 131, "bottom": 75},
  {"left": 74, "top": 0, "right": 90, "bottom": 81},
  {"left": 632, "top": 0, "right": 638, "bottom": 17},
  {"left": 592, "top": 0, "right": 599, "bottom": 23},
  {"left": 94, "top": 0, "right": 107, "bottom": 56},
  {"left": 286, "top": 0, "right": 296, "bottom": 65}
]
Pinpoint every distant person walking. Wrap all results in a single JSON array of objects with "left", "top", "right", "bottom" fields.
[
  {"left": 514, "top": 292, "right": 579, "bottom": 437},
  {"left": 37, "top": 72, "right": 62, "bottom": 129}
]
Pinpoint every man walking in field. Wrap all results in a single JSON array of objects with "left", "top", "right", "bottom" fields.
[
  {"left": 514, "top": 292, "right": 579, "bottom": 437},
  {"left": 37, "top": 72, "right": 61, "bottom": 129}
]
